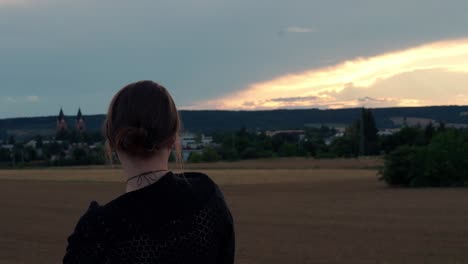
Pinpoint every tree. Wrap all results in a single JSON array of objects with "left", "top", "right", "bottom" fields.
[
  {"left": 12, "top": 143, "right": 25, "bottom": 166},
  {"left": 35, "top": 135, "right": 44, "bottom": 149},
  {"left": 216, "top": 132, "right": 239, "bottom": 161},
  {"left": 194, "top": 133, "right": 202, "bottom": 144},
  {"left": 379, "top": 145, "right": 419, "bottom": 186},
  {"left": 437, "top": 121, "right": 446, "bottom": 132},
  {"left": 359, "top": 108, "right": 378, "bottom": 155},
  {"left": 55, "top": 129, "right": 69, "bottom": 141},
  {"left": 188, "top": 151, "right": 202, "bottom": 163},
  {"left": 380, "top": 129, "right": 468, "bottom": 187},
  {"left": 73, "top": 147, "right": 87, "bottom": 162},
  {"left": 24, "top": 146, "right": 37, "bottom": 161},
  {"left": 302, "top": 127, "right": 330, "bottom": 157},
  {"left": 380, "top": 126, "right": 425, "bottom": 154},
  {"left": 253, "top": 132, "right": 274, "bottom": 158},
  {"left": 201, "top": 147, "right": 220, "bottom": 162},
  {"left": 8, "top": 136, "right": 15, "bottom": 145},
  {"left": 330, "top": 136, "right": 358, "bottom": 158},
  {"left": 278, "top": 143, "right": 298, "bottom": 157},
  {"left": 420, "top": 131, "right": 468, "bottom": 186},
  {"left": 0, "top": 148, "right": 11, "bottom": 163},
  {"left": 87, "top": 146, "right": 106, "bottom": 165},
  {"left": 235, "top": 127, "right": 250, "bottom": 154},
  {"left": 43, "top": 142, "right": 63, "bottom": 159},
  {"left": 327, "top": 120, "right": 361, "bottom": 158},
  {"left": 424, "top": 123, "right": 435, "bottom": 144}
]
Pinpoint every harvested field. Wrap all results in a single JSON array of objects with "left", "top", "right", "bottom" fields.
[
  {"left": 0, "top": 161, "right": 467, "bottom": 264},
  {"left": 174, "top": 157, "right": 383, "bottom": 170},
  {"left": 2, "top": 157, "right": 382, "bottom": 171}
]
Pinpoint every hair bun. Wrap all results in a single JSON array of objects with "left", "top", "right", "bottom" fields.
[
  {"left": 104, "top": 81, "right": 181, "bottom": 159},
  {"left": 116, "top": 127, "right": 153, "bottom": 155}
]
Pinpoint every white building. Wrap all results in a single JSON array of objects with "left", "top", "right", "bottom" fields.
[
  {"left": 377, "top": 128, "right": 400, "bottom": 136},
  {"left": 180, "top": 133, "right": 213, "bottom": 149},
  {"left": 324, "top": 132, "right": 345, "bottom": 146},
  {"left": 42, "top": 140, "right": 63, "bottom": 145},
  {"left": 202, "top": 136, "right": 213, "bottom": 145},
  {"left": 181, "top": 132, "right": 196, "bottom": 148},
  {"left": 265, "top": 130, "right": 305, "bottom": 137},
  {"left": 25, "top": 140, "right": 37, "bottom": 149},
  {"left": 0, "top": 144, "right": 14, "bottom": 151}
]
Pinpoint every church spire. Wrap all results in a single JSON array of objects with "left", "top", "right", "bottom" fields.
[
  {"left": 77, "top": 108, "right": 83, "bottom": 120},
  {"left": 75, "top": 108, "right": 86, "bottom": 132},
  {"left": 58, "top": 108, "right": 65, "bottom": 121},
  {"left": 56, "top": 108, "right": 68, "bottom": 133}
]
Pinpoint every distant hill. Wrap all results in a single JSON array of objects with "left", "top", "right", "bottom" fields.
[{"left": 1, "top": 106, "right": 467, "bottom": 140}]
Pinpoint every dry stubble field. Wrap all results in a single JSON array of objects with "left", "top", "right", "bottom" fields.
[{"left": 0, "top": 158, "right": 467, "bottom": 264}]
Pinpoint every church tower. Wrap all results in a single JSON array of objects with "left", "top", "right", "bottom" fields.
[
  {"left": 56, "top": 108, "right": 68, "bottom": 133},
  {"left": 75, "top": 108, "right": 86, "bottom": 132}
]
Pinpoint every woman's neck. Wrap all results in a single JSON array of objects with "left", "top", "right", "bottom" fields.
[{"left": 117, "top": 150, "right": 170, "bottom": 192}]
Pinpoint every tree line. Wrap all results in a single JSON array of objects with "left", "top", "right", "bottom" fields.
[
  {"left": 189, "top": 108, "right": 387, "bottom": 162},
  {"left": 0, "top": 131, "right": 106, "bottom": 167},
  {"left": 2, "top": 107, "right": 467, "bottom": 188},
  {"left": 187, "top": 108, "right": 468, "bottom": 187}
]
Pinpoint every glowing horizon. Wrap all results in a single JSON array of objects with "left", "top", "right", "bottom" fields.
[{"left": 186, "top": 38, "right": 468, "bottom": 110}]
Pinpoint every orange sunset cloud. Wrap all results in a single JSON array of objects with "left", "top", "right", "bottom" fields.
[{"left": 187, "top": 38, "right": 468, "bottom": 110}]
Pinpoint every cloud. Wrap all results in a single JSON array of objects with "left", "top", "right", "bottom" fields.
[
  {"left": 0, "top": 0, "right": 30, "bottom": 6},
  {"left": 357, "top": 96, "right": 387, "bottom": 103},
  {"left": 0, "top": 0, "right": 52, "bottom": 7},
  {"left": 6, "top": 97, "right": 16, "bottom": 103},
  {"left": 278, "top": 26, "right": 316, "bottom": 38},
  {"left": 0, "top": 0, "right": 18, "bottom": 4},
  {"left": 269, "top": 95, "right": 319, "bottom": 102},
  {"left": 3, "top": 95, "right": 40, "bottom": 103},
  {"left": 285, "top": 27, "right": 316, "bottom": 33},
  {"left": 323, "top": 69, "right": 468, "bottom": 107},
  {"left": 187, "top": 38, "right": 468, "bottom": 110},
  {"left": 26, "top": 95, "right": 40, "bottom": 102}
]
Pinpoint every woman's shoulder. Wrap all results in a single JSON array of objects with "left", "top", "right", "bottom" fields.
[
  {"left": 173, "top": 171, "right": 226, "bottom": 202},
  {"left": 75, "top": 200, "right": 104, "bottom": 229},
  {"left": 66, "top": 201, "right": 106, "bottom": 243},
  {"left": 63, "top": 200, "right": 116, "bottom": 263},
  {"left": 174, "top": 171, "right": 215, "bottom": 185},
  {"left": 75, "top": 172, "right": 225, "bottom": 222},
  {"left": 173, "top": 171, "right": 218, "bottom": 190}
]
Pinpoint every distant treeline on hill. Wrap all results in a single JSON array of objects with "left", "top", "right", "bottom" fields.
[{"left": 1, "top": 105, "right": 467, "bottom": 140}]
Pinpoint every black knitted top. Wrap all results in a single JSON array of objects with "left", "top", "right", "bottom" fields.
[{"left": 63, "top": 172, "right": 235, "bottom": 264}]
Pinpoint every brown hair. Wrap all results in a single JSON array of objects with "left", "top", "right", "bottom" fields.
[{"left": 104, "top": 80, "right": 182, "bottom": 162}]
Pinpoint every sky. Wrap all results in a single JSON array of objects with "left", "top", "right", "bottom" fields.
[{"left": 1, "top": 0, "right": 468, "bottom": 118}]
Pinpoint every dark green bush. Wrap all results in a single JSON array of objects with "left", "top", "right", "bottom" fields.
[
  {"left": 380, "top": 130, "right": 468, "bottom": 187},
  {"left": 379, "top": 145, "right": 418, "bottom": 186},
  {"left": 188, "top": 151, "right": 202, "bottom": 163},
  {"left": 201, "top": 147, "right": 221, "bottom": 162}
]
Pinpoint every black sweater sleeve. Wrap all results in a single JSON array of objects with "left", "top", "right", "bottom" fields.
[
  {"left": 221, "top": 209, "right": 235, "bottom": 264},
  {"left": 63, "top": 201, "right": 106, "bottom": 264},
  {"left": 213, "top": 183, "right": 236, "bottom": 264}
]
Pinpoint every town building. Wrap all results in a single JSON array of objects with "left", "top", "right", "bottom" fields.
[
  {"left": 180, "top": 132, "right": 213, "bottom": 149},
  {"left": 179, "top": 132, "right": 213, "bottom": 161},
  {"left": 265, "top": 130, "right": 305, "bottom": 141},
  {"left": 377, "top": 128, "right": 401, "bottom": 136},
  {"left": 75, "top": 108, "right": 86, "bottom": 132},
  {"left": 56, "top": 108, "right": 68, "bottom": 133}
]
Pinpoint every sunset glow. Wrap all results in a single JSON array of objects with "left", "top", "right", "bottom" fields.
[{"left": 189, "top": 38, "right": 468, "bottom": 110}]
